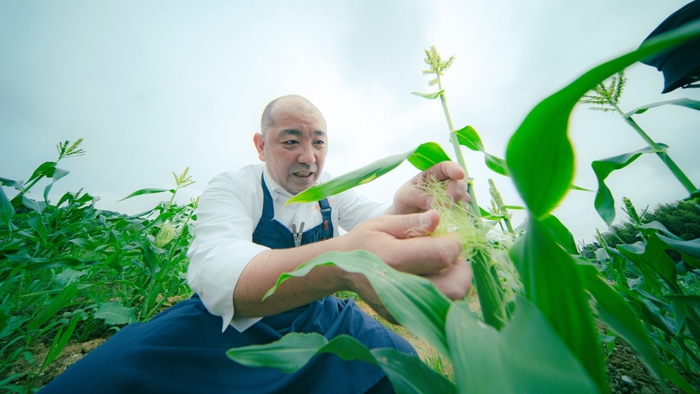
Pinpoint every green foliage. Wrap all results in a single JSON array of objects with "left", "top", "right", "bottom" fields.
[
  {"left": 0, "top": 144, "right": 197, "bottom": 390},
  {"left": 228, "top": 21, "right": 700, "bottom": 393}
]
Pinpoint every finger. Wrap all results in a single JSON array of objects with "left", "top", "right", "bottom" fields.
[
  {"left": 423, "top": 259, "right": 472, "bottom": 300},
  {"left": 380, "top": 236, "right": 462, "bottom": 275},
  {"left": 445, "top": 178, "right": 469, "bottom": 204},
  {"left": 370, "top": 210, "right": 440, "bottom": 239},
  {"left": 423, "top": 162, "right": 465, "bottom": 182}
]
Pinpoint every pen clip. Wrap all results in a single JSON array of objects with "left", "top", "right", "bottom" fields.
[{"left": 292, "top": 222, "right": 305, "bottom": 247}]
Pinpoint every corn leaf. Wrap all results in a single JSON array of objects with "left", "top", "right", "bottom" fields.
[
  {"left": 0, "top": 177, "right": 25, "bottom": 192},
  {"left": 42, "top": 167, "right": 69, "bottom": 203},
  {"left": 656, "top": 234, "right": 700, "bottom": 268},
  {"left": 592, "top": 145, "right": 666, "bottom": 226},
  {"left": 27, "top": 161, "right": 57, "bottom": 183},
  {"left": 287, "top": 142, "right": 450, "bottom": 205},
  {"left": 27, "top": 282, "right": 80, "bottom": 331},
  {"left": 118, "top": 188, "right": 170, "bottom": 202},
  {"left": 455, "top": 125, "right": 484, "bottom": 151},
  {"left": 27, "top": 215, "right": 47, "bottom": 244},
  {"left": 576, "top": 260, "right": 667, "bottom": 391},
  {"left": 264, "top": 250, "right": 452, "bottom": 357},
  {"left": 455, "top": 125, "right": 509, "bottom": 176},
  {"left": 509, "top": 218, "right": 606, "bottom": 392},
  {"left": 505, "top": 20, "right": 700, "bottom": 219},
  {"left": 446, "top": 298, "right": 598, "bottom": 394},
  {"left": 0, "top": 187, "right": 13, "bottom": 225},
  {"left": 411, "top": 90, "right": 444, "bottom": 100},
  {"left": 618, "top": 234, "right": 678, "bottom": 290},
  {"left": 540, "top": 214, "right": 577, "bottom": 255},
  {"left": 624, "top": 98, "right": 700, "bottom": 118},
  {"left": 227, "top": 333, "right": 455, "bottom": 394},
  {"left": 664, "top": 295, "right": 700, "bottom": 308},
  {"left": 661, "top": 365, "right": 699, "bottom": 394}
]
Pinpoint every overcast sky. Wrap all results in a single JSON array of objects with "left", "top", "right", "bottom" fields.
[{"left": 1, "top": 0, "right": 698, "bottom": 244}]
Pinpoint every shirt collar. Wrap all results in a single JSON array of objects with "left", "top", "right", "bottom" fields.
[
  {"left": 262, "top": 167, "right": 293, "bottom": 201},
  {"left": 262, "top": 166, "right": 322, "bottom": 202}
]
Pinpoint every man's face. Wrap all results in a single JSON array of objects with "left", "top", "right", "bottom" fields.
[{"left": 254, "top": 105, "right": 327, "bottom": 195}]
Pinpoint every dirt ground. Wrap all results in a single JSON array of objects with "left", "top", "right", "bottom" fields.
[{"left": 8, "top": 300, "right": 700, "bottom": 393}]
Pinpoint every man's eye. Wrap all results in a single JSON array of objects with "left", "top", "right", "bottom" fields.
[
  {"left": 314, "top": 140, "right": 325, "bottom": 145},
  {"left": 283, "top": 140, "right": 298, "bottom": 145}
]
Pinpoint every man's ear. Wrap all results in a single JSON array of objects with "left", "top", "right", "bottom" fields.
[{"left": 253, "top": 133, "right": 265, "bottom": 162}]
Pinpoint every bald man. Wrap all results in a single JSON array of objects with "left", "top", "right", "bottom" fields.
[{"left": 42, "top": 95, "right": 472, "bottom": 394}]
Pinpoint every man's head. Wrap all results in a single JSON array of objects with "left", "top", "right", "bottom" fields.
[{"left": 254, "top": 95, "right": 328, "bottom": 195}]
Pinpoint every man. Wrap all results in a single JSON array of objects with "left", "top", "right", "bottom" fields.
[{"left": 42, "top": 95, "right": 471, "bottom": 394}]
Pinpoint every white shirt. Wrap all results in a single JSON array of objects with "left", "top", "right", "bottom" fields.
[{"left": 186, "top": 163, "right": 388, "bottom": 332}]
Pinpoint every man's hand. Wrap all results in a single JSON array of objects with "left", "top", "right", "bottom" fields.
[
  {"left": 234, "top": 210, "right": 472, "bottom": 323},
  {"left": 339, "top": 210, "right": 472, "bottom": 323},
  {"left": 385, "top": 161, "right": 469, "bottom": 215}
]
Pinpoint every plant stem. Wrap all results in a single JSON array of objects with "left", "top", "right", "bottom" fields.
[
  {"left": 613, "top": 104, "right": 696, "bottom": 194},
  {"left": 435, "top": 73, "right": 482, "bottom": 222},
  {"left": 434, "top": 72, "right": 506, "bottom": 328}
]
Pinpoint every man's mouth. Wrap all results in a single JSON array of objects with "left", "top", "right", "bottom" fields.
[{"left": 293, "top": 171, "right": 313, "bottom": 178}]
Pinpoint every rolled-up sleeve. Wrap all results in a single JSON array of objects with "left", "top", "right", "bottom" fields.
[{"left": 186, "top": 171, "right": 268, "bottom": 332}]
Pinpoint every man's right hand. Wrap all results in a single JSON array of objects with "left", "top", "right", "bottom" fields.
[
  {"left": 339, "top": 210, "right": 472, "bottom": 323},
  {"left": 235, "top": 210, "right": 471, "bottom": 322}
]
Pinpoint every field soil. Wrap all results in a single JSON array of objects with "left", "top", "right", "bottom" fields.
[{"left": 9, "top": 300, "right": 700, "bottom": 393}]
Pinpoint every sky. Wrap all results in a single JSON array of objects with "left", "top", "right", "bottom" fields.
[{"left": 1, "top": 0, "right": 698, "bottom": 244}]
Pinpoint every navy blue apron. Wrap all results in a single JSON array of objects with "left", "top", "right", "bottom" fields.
[{"left": 41, "top": 174, "right": 415, "bottom": 394}]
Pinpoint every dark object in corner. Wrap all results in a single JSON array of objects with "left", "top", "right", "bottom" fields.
[{"left": 640, "top": 1, "right": 700, "bottom": 93}]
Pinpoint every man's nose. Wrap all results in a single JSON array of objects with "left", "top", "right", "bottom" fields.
[{"left": 297, "top": 144, "right": 316, "bottom": 164}]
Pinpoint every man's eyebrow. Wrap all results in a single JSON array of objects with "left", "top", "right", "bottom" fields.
[
  {"left": 279, "top": 129, "right": 303, "bottom": 137},
  {"left": 279, "top": 129, "right": 326, "bottom": 137}
]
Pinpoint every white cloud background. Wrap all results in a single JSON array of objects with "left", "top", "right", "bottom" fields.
[{"left": 1, "top": 0, "right": 698, "bottom": 243}]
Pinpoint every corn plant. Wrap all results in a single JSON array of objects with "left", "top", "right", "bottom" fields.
[
  {"left": 0, "top": 147, "right": 197, "bottom": 391},
  {"left": 227, "top": 20, "right": 700, "bottom": 393}
]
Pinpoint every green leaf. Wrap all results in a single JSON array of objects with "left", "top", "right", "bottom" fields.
[
  {"left": 455, "top": 125, "right": 484, "bottom": 151},
  {"left": 662, "top": 365, "right": 699, "bottom": 394},
  {"left": 479, "top": 206, "right": 504, "bottom": 220},
  {"left": 577, "top": 260, "right": 667, "bottom": 391},
  {"left": 28, "top": 282, "right": 80, "bottom": 331},
  {"left": 484, "top": 153, "right": 509, "bottom": 176},
  {"left": 27, "top": 214, "right": 47, "bottom": 243},
  {"left": 227, "top": 333, "right": 455, "bottom": 394},
  {"left": 618, "top": 234, "right": 677, "bottom": 290},
  {"left": 0, "top": 177, "right": 25, "bottom": 192},
  {"left": 0, "top": 186, "right": 13, "bottom": 225},
  {"left": 54, "top": 268, "right": 88, "bottom": 287},
  {"left": 406, "top": 142, "right": 451, "bottom": 171},
  {"left": 118, "top": 188, "right": 170, "bottom": 202},
  {"left": 25, "top": 257, "right": 99, "bottom": 270},
  {"left": 656, "top": 234, "right": 700, "bottom": 268},
  {"left": 506, "top": 20, "right": 700, "bottom": 219},
  {"left": 22, "top": 195, "right": 47, "bottom": 214},
  {"left": 265, "top": 250, "right": 452, "bottom": 356},
  {"left": 411, "top": 90, "right": 444, "bottom": 100},
  {"left": 509, "top": 218, "right": 606, "bottom": 392},
  {"left": 446, "top": 298, "right": 598, "bottom": 394},
  {"left": 28, "top": 161, "right": 57, "bottom": 183},
  {"left": 43, "top": 167, "right": 69, "bottom": 203},
  {"left": 592, "top": 145, "right": 665, "bottom": 225},
  {"left": 94, "top": 301, "right": 135, "bottom": 325},
  {"left": 41, "top": 313, "right": 81, "bottom": 373},
  {"left": 664, "top": 294, "right": 700, "bottom": 308},
  {"left": 540, "top": 214, "right": 577, "bottom": 255},
  {"left": 686, "top": 188, "right": 700, "bottom": 202},
  {"left": 454, "top": 125, "right": 509, "bottom": 176},
  {"left": 624, "top": 98, "right": 700, "bottom": 118},
  {"left": 287, "top": 143, "right": 450, "bottom": 205}
]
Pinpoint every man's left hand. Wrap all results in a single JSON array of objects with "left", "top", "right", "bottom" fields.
[{"left": 385, "top": 161, "right": 469, "bottom": 215}]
